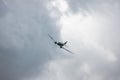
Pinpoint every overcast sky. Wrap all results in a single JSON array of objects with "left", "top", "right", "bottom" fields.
[{"left": 0, "top": 0, "right": 120, "bottom": 80}]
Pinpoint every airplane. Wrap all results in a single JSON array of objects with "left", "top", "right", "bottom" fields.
[{"left": 48, "top": 34, "right": 73, "bottom": 54}]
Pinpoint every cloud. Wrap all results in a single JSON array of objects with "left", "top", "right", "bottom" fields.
[
  {"left": 39, "top": 45, "right": 118, "bottom": 80},
  {"left": 1, "top": 0, "right": 120, "bottom": 80},
  {"left": 0, "top": 0, "right": 61, "bottom": 80},
  {"left": 65, "top": 0, "right": 120, "bottom": 14},
  {"left": 38, "top": 0, "right": 120, "bottom": 80},
  {"left": 0, "top": 0, "right": 8, "bottom": 17}
]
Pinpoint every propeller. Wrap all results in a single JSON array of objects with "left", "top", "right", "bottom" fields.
[{"left": 48, "top": 34, "right": 56, "bottom": 42}]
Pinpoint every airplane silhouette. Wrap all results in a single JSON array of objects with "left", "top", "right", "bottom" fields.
[{"left": 48, "top": 34, "right": 73, "bottom": 54}]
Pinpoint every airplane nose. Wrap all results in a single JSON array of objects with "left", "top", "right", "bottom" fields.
[{"left": 54, "top": 42, "right": 57, "bottom": 44}]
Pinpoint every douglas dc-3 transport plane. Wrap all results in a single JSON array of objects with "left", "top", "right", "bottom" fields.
[{"left": 48, "top": 34, "right": 73, "bottom": 54}]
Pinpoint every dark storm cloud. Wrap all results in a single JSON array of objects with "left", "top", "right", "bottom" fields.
[{"left": 0, "top": 0, "right": 61, "bottom": 80}]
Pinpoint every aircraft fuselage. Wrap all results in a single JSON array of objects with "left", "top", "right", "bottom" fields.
[{"left": 54, "top": 42, "right": 64, "bottom": 48}]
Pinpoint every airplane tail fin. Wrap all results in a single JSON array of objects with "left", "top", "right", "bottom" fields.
[{"left": 64, "top": 41, "right": 68, "bottom": 45}]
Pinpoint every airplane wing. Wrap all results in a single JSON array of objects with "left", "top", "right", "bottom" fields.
[
  {"left": 62, "top": 47, "right": 74, "bottom": 54},
  {"left": 48, "top": 34, "right": 56, "bottom": 42}
]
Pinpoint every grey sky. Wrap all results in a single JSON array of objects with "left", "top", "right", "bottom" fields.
[
  {"left": 0, "top": 0, "right": 61, "bottom": 80},
  {"left": 0, "top": 0, "right": 120, "bottom": 80}
]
